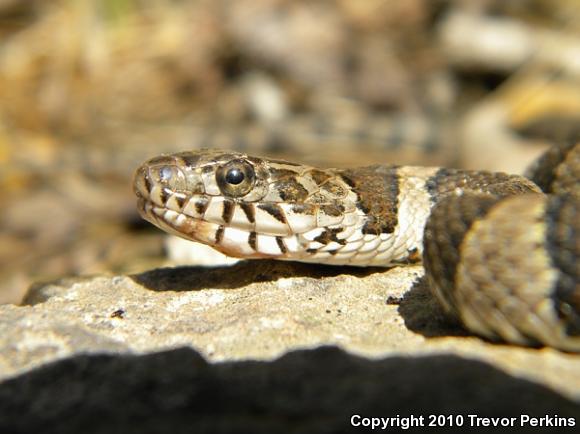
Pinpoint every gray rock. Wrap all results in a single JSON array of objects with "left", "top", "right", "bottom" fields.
[{"left": 1, "top": 260, "right": 579, "bottom": 405}]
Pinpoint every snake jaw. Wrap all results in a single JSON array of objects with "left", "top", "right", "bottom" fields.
[{"left": 137, "top": 197, "right": 291, "bottom": 260}]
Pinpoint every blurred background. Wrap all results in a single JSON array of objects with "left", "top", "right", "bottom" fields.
[{"left": 1, "top": 0, "right": 580, "bottom": 303}]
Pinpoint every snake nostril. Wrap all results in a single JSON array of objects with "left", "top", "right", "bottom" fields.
[
  {"left": 150, "top": 165, "right": 188, "bottom": 191},
  {"left": 159, "top": 166, "right": 173, "bottom": 181}
]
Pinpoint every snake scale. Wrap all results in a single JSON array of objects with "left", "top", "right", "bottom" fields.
[{"left": 133, "top": 142, "right": 580, "bottom": 352}]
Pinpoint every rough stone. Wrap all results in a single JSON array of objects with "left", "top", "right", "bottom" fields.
[{"left": 1, "top": 259, "right": 579, "bottom": 405}]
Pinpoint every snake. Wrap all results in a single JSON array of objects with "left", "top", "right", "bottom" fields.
[{"left": 133, "top": 143, "right": 580, "bottom": 352}]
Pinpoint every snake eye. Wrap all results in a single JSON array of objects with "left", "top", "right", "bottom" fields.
[
  {"left": 216, "top": 159, "right": 255, "bottom": 197},
  {"left": 225, "top": 168, "right": 244, "bottom": 185}
]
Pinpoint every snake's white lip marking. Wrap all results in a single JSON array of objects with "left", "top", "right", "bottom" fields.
[{"left": 137, "top": 198, "right": 288, "bottom": 259}]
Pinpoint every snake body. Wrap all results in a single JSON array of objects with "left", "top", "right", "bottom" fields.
[{"left": 133, "top": 145, "right": 579, "bottom": 351}]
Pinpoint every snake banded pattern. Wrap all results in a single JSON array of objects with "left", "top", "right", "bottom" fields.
[{"left": 133, "top": 145, "right": 579, "bottom": 352}]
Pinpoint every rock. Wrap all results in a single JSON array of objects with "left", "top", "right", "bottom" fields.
[
  {"left": 1, "top": 259, "right": 579, "bottom": 405},
  {"left": 1, "top": 261, "right": 421, "bottom": 375}
]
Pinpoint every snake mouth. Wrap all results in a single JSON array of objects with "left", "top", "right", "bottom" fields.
[{"left": 136, "top": 197, "right": 280, "bottom": 259}]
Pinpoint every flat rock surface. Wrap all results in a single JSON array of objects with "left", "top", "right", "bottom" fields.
[{"left": 1, "top": 260, "right": 579, "bottom": 404}]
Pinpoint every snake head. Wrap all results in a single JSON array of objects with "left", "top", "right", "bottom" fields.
[{"left": 133, "top": 150, "right": 360, "bottom": 261}]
